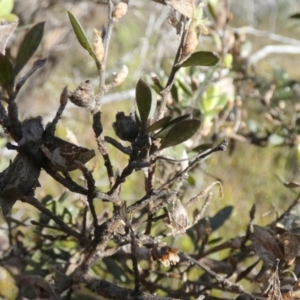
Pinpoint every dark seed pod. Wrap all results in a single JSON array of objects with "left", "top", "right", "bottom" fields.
[
  {"left": 112, "top": 112, "right": 139, "bottom": 142},
  {"left": 19, "top": 116, "right": 44, "bottom": 146},
  {"left": 0, "top": 153, "right": 41, "bottom": 215}
]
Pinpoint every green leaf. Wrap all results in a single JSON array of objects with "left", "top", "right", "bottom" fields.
[
  {"left": 0, "top": 13, "right": 18, "bottom": 22},
  {"left": 0, "top": 0, "right": 14, "bottom": 15},
  {"left": 290, "top": 13, "right": 300, "bottom": 19},
  {"left": 0, "top": 53, "right": 14, "bottom": 89},
  {"left": 160, "top": 119, "right": 200, "bottom": 150},
  {"left": 207, "top": 0, "right": 217, "bottom": 21},
  {"left": 135, "top": 78, "right": 156, "bottom": 130},
  {"left": 177, "top": 78, "right": 192, "bottom": 96},
  {"left": 181, "top": 51, "right": 219, "bottom": 67},
  {"left": 224, "top": 53, "right": 233, "bottom": 68},
  {"left": 155, "top": 114, "right": 190, "bottom": 138},
  {"left": 145, "top": 116, "right": 171, "bottom": 133},
  {"left": 187, "top": 174, "right": 196, "bottom": 186},
  {"left": 14, "top": 22, "right": 45, "bottom": 75},
  {"left": 171, "top": 83, "right": 179, "bottom": 102},
  {"left": 201, "top": 84, "right": 221, "bottom": 113},
  {"left": 67, "top": 10, "right": 100, "bottom": 69}
]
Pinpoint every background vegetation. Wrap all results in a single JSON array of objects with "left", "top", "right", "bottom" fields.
[{"left": 1, "top": 0, "right": 300, "bottom": 299}]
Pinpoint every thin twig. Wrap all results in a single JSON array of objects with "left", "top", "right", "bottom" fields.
[
  {"left": 75, "top": 161, "right": 98, "bottom": 228},
  {"left": 44, "top": 86, "right": 68, "bottom": 138},
  {"left": 156, "top": 20, "right": 187, "bottom": 121},
  {"left": 82, "top": 274, "right": 175, "bottom": 300},
  {"left": 21, "top": 196, "right": 88, "bottom": 243},
  {"left": 105, "top": 136, "right": 132, "bottom": 155},
  {"left": 179, "top": 252, "right": 256, "bottom": 299},
  {"left": 158, "top": 140, "right": 228, "bottom": 191}
]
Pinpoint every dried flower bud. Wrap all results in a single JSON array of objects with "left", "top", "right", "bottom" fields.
[
  {"left": 112, "top": 0, "right": 128, "bottom": 22},
  {"left": 112, "top": 65, "right": 128, "bottom": 86},
  {"left": 171, "top": 197, "right": 189, "bottom": 233},
  {"left": 113, "top": 112, "right": 139, "bottom": 142},
  {"left": 69, "top": 80, "right": 95, "bottom": 110},
  {"left": 151, "top": 245, "right": 180, "bottom": 267},
  {"left": 60, "top": 86, "right": 68, "bottom": 106},
  {"left": 93, "top": 29, "right": 105, "bottom": 63},
  {"left": 41, "top": 137, "right": 95, "bottom": 172},
  {"left": 177, "top": 23, "right": 200, "bottom": 65}
]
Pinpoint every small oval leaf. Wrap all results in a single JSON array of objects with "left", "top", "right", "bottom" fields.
[
  {"left": 181, "top": 51, "right": 219, "bottom": 67},
  {"left": 160, "top": 119, "right": 200, "bottom": 150},
  {"left": 14, "top": 22, "right": 45, "bottom": 75},
  {"left": 155, "top": 114, "right": 190, "bottom": 139},
  {"left": 135, "top": 78, "right": 156, "bottom": 130},
  {"left": 0, "top": 53, "right": 14, "bottom": 89},
  {"left": 145, "top": 116, "right": 171, "bottom": 134},
  {"left": 290, "top": 13, "right": 300, "bottom": 19},
  {"left": 67, "top": 10, "right": 100, "bottom": 69}
]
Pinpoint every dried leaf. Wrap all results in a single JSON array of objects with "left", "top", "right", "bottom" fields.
[
  {"left": 112, "top": 65, "right": 128, "bottom": 86},
  {"left": 280, "top": 232, "right": 300, "bottom": 265},
  {"left": 171, "top": 197, "right": 189, "bottom": 232},
  {"left": 266, "top": 266, "right": 282, "bottom": 300},
  {"left": 177, "top": 23, "right": 199, "bottom": 65},
  {"left": 41, "top": 137, "right": 95, "bottom": 172},
  {"left": 14, "top": 22, "right": 45, "bottom": 75},
  {"left": 112, "top": 0, "right": 128, "bottom": 21},
  {"left": 251, "top": 225, "right": 284, "bottom": 266},
  {"left": 151, "top": 245, "right": 180, "bottom": 267},
  {"left": 93, "top": 28, "right": 105, "bottom": 62},
  {"left": 165, "top": 0, "right": 193, "bottom": 18},
  {"left": 0, "top": 21, "right": 18, "bottom": 54}
]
